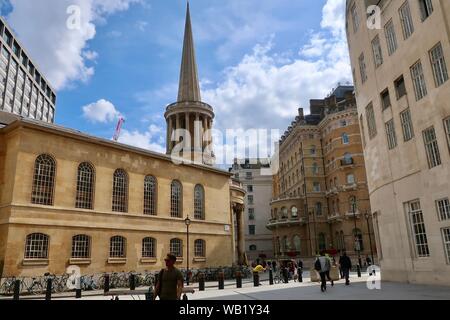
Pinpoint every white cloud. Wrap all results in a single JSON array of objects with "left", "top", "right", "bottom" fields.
[
  {"left": 118, "top": 126, "right": 166, "bottom": 154},
  {"left": 202, "top": 0, "right": 351, "bottom": 133},
  {"left": 83, "top": 50, "right": 99, "bottom": 61},
  {"left": 82, "top": 99, "right": 121, "bottom": 123},
  {"left": 5, "top": 0, "right": 142, "bottom": 90},
  {"left": 136, "top": 20, "right": 148, "bottom": 32}
]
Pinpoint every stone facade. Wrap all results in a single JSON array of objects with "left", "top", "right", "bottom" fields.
[
  {"left": 269, "top": 86, "right": 376, "bottom": 265},
  {"left": 230, "top": 159, "right": 274, "bottom": 263},
  {"left": 346, "top": 0, "right": 450, "bottom": 285}
]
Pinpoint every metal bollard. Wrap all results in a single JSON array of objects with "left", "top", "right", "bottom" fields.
[
  {"left": 130, "top": 274, "right": 136, "bottom": 291},
  {"left": 45, "top": 278, "right": 52, "bottom": 301},
  {"left": 218, "top": 272, "right": 224, "bottom": 290},
  {"left": 104, "top": 274, "right": 110, "bottom": 293},
  {"left": 236, "top": 271, "right": 242, "bottom": 288},
  {"left": 298, "top": 268, "right": 303, "bottom": 283},
  {"left": 253, "top": 272, "right": 260, "bottom": 287},
  {"left": 199, "top": 273, "right": 205, "bottom": 291},
  {"left": 269, "top": 269, "right": 274, "bottom": 285},
  {"left": 13, "top": 280, "right": 21, "bottom": 300},
  {"left": 145, "top": 287, "right": 153, "bottom": 301},
  {"left": 183, "top": 294, "right": 188, "bottom": 301},
  {"left": 357, "top": 264, "right": 362, "bottom": 278}
]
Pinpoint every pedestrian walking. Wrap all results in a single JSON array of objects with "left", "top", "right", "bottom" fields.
[
  {"left": 154, "top": 254, "right": 184, "bottom": 300},
  {"left": 314, "top": 251, "right": 334, "bottom": 292},
  {"left": 339, "top": 251, "right": 352, "bottom": 285}
]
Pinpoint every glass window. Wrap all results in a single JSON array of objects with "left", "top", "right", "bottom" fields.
[
  {"left": 194, "top": 239, "right": 206, "bottom": 257},
  {"left": 419, "top": 0, "right": 434, "bottom": 21},
  {"left": 248, "top": 195, "right": 254, "bottom": 205},
  {"left": 24, "top": 233, "right": 49, "bottom": 259},
  {"left": 144, "top": 176, "right": 157, "bottom": 216},
  {"left": 315, "top": 202, "right": 322, "bottom": 216},
  {"left": 112, "top": 169, "right": 128, "bottom": 213},
  {"left": 359, "top": 53, "right": 367, "bottom": 83},
  {"left": 291, "top": 206, "right": 298, "bottom": 218},
  {"left": 170, "top": 238, "right": 183, "bottom": 257},
  {"left": 381, "top": 89, "right": 391, "bottom": 110},
  {"left": 342, "top": 133, "right": 349, "bottom": 144},
  {"left": 372, "top": 35, "right": 383, "bottom": 68},
  {"left": 442, "top": 228, "right": 450, "bottom": 264},
  {"left": 109, "top": 236, "right": 126, "bottom": 258},
  {"left": 411, "top": 60, "right": 428, "bottom": 101},
  {"left": 366, "top": 103, "right": 377, "bottom": 139},
  {"left": 400, "top": 109, "right": 415, "bottom": 141},
  {"left": 351, "top": 2, "right": 360, "bottom": 33},
  {"left": 194, "top": 184, "right": 205, "bottom": 220},
  {"left": 444, "top": 117, "right": 450, "bottom": 150},
  {"left": 170, "top": 180, "right": 182, "bottom": 218},
  {"left": 423, "top": 127, "right": 441, "bottom": 168},
  {"left": 394, "top": 75, "right": 407, "bottom": 100},
  {"left": 142, "top": 238, "right": 156, "bottom": 258},
  {"left": 385, "top": 19, "right": 398, "bottom": 56},
  {"left": 249, "top": 225, "right": 256, "bottom": 235},
  {"left": 31, "top": 154, "right": 56, "bottom": 206},
  {"left": 429, "top": 42, "right": 448, "bottom": 87},
  {"left": 347, "top": 174, "right": 355, "bottom": 184},
  {"left": 75, "top": 162, "right": 95, "bottom": 210},
  {"left": 313, "top": 182, "right": 321, "bottom": 192},
  {"left": 385, "top": 119, "right": 398, "bottom": 150},
  {"left": 437, "top": 198, "right": 450, "bottom": 221},
  {"left": 399, "top": 1, "right": 414, "bottom": 39},
  {"left": 72, "top": 235, "right": 91, "bottom": 259},
  {"left": 407, "top": 200, "right": 430, "bottom": 257}
]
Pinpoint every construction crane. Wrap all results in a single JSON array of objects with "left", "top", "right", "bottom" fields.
[{"left": 113, "top": 117, "right": 125, "bottom": 141}]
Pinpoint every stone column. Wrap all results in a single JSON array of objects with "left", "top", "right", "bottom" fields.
[
  {"left": 237, "top": 205, "right": 246, "bottom": 265},
  {"left": 203, "top": 117, "right": 208, "bottom": 149},
  {"left": 194, "top": 113, "right": 201, "bottom": 151},
  {"left": 166, "top": 117, "right": 170, "bottom": 154},
  {"left": 185, "top": 113, "right": 190, "bottom": 150},
  {"left": 175, "top": 113, "right": 180, "bottom": 143},
  {"left": 167, "top": 116, "right": 174, "bottom": 154}
]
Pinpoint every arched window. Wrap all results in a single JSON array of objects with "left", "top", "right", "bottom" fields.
[
  {"left": 194, "top": 184, "right": 205, "bottom": 220},
  {"left": 281, "top": 207, "right": 288, "bottom": 219},
  {"left": 342, "top": 133, "right": 349, "bottom": 144},
  {"left": 110, "top": 236, "right": 126, "bottom": 258},
  {"left": 349, "top": 196, "right": 357, "bottom": 213},
  {"left": 343, "top": 153, "right": 353, "bottom": 165},
  {"left": 318, "top": 233, "right": 326, "bottom": 251},
  {"left": 291, "top": 206, "right": 298, "bottom": 218},
  {"left": 170, "top": 181, "right": 183, "bottom": 218},
  {"left": 112, "top": 169, "right": 128, "bottom": 213},
  {"left": 72, "top": 235, "right": 91, "bottom": 259},
  {"left": 283, "top": 236, "right": 290, "bottom": 251},
  {"left": 170, "top": 238, "right": 183, "bottom": 257},
  {"left": 293, "top": 235, "right": 301, "bottom": 253},
  {"left": 25, "top": 233, "right": 49, "bottom": 259},
  {"left": 142, "top": 237, "right": 156, "bottom": 258},
  {"left": 249, "top": 245, "right": 257, "bottom": 251},
  {"left": 144, "top": 176, "right": 157, "bottom": 215},
  {"left": 75, "top": 162, "right": 95, "bottom": 210},
  {"left": 353, "top": 228, "right": 364, "bottom": 251},
  {"left": 347, "top": 173, "right": 355, "bottom": 184},
  {"left": 315, "top": 202, "right": 323, "bottom": 216},
  {"left": 31, "top": 154, "right": 56, "bottom": 206},
  {"left": 195, "top": 239, "right": 206, "bottom": 257}
]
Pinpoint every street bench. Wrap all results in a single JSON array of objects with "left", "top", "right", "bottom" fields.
[{"left": 104, "top": 287, "right": 195, "bottom": 300}]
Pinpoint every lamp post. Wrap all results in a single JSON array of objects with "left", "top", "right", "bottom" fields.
[
  {"left": 351, "top": 198, "right": 362, "bottom": 277},
  {"left": 365, "top": 211, "right": 375, "bottom": 265},
  {"left": 185, "top": 216, "right": 191, "bottom": 285}
]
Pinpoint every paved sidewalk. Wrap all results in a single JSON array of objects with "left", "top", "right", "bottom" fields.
[{"left": 4, "top": 272, "right": 448, "bottom": 301}]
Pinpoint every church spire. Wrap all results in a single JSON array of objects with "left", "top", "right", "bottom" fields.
[{"left": 177, "top": 2, "right": 201, "bottom": 102}]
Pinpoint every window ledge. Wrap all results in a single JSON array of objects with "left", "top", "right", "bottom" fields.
[
  {"left": 175, "top": 258, "right": 184, "bottom": 263},
  {"left": 193, "top": 257, "right": 206, "bottom": 262},
  {"left": 140, "top": 258, "right": 157, "bottom": 264},
  {"left": 22, "top": 259, "right": 49, "bottom": 266},
  {"left": 69, "top": 258, "right": 91, "bottom": 265},
  {"left": 107, "top": 258, "right": 127, "bottom": 264}
]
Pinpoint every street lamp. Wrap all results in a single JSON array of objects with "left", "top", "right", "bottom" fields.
[
  {"left": 185, "top": 216, "right": 191, "bottom": 285},
  {"left": 364, "top": 211, "right": 375, "bottom": 265},
  {"left": 351, "top": 198, "right": 362, "bottom": 277}
]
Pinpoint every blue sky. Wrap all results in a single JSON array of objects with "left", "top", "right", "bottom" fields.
[{"left": 0, "top": 0, "right": 351, "bottom": 156}]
